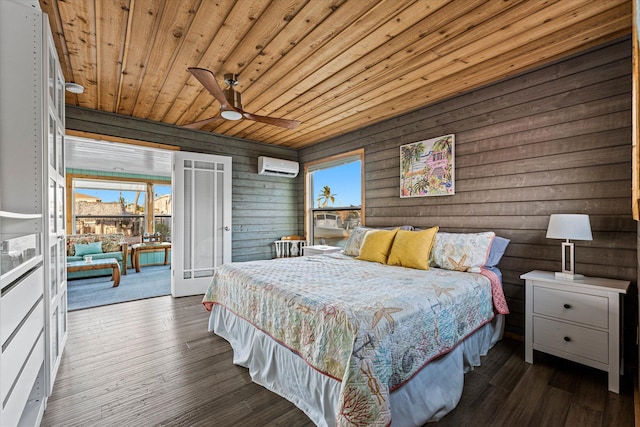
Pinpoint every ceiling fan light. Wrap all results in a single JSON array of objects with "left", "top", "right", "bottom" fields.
[
  {"left": 221, "top": 110, "right": 242, "bottom": 120},
  {"left": 65, "top": 82, "right": 84, "bottom": 94}
]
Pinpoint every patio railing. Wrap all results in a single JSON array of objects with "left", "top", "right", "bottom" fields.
[{"left": 74, "top": 214, "right": 172, "bottom": 241}]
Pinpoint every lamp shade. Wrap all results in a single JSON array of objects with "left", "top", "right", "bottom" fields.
[{"left": 546, "top": 214, "right": 593, "bottom": 241}]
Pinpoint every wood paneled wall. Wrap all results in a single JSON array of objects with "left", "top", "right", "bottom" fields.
[
  {"left": 65, "top": 37, "right": 637, "bottom": 337},
  {"left": 299, "top": 37, "right": 636, "bottom": 336},
  {"left": 65, "top": 106, "right": 301, "bottom": 262}
]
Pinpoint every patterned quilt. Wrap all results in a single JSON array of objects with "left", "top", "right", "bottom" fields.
[{"left": 203, "top": 253, "right": 504, "bottom": 426}]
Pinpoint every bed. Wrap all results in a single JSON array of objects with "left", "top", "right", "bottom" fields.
[{"left": 202, "top": 229, "right": 509, "bottom": 426}]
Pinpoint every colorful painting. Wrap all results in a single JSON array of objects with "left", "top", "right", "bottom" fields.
[{"left": 400, "top": 134, "right": 454, "bottom": 197}]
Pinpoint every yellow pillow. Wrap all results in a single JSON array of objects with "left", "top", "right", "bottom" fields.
[
  {"left": 387, "top": 227, "right": 439, "bottom": 270},
  {"left": 357, "top": 229, "right": 398, "bottom": 264}
]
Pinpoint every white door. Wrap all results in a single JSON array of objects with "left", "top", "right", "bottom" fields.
[
  {"left": 45, "top": 24, "right": 67, "bottom": 393},
  {"left": 171, "top": 152, "right": 232, "bottom": 297}
]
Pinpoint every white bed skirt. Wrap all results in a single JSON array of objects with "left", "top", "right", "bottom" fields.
[{"left": 209, "top": 306, "right": 504, "bottom": 427}]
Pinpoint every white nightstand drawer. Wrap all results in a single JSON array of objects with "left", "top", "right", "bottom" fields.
[
  {"left": 533, "top": 316, "right": 608, "bottom": 364},
  {"left": 533, "top": 285, "right": 608, "bottom": 328},
  {"left": 522, "top": 270, "right": 630, "bottom": 393}
]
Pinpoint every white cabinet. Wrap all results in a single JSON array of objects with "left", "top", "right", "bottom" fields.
[
  {"left": 0, "top": 258, "right": 46, "bottom": 427},
  {"left": 521, "top": 270, "right": 630, "bottom": 393},
  {"left": 0, "top": 1, "right": 67, "bottom": 425}
]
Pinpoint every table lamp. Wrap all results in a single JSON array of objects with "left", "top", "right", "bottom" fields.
[{"left": 545, "top": 214, "right": 592, "bottom": 280}]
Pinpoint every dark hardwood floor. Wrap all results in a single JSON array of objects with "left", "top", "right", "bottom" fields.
[{"left": 41, "top": 295, "right": 634, "bottom": 427}]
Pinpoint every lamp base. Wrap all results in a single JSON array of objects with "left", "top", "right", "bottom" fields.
[{"left": 555, "top": 271, "right": 585, "bottom": 280}]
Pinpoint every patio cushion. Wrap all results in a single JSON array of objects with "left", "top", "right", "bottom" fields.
[
  {"left": 67, "top": 233, "right": 125, "bottom": 256},
  {"left": 85, "top": 252, "right": 123, "bottom": 261}
]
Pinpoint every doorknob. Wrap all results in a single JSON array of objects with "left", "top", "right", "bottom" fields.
[{"left": 224, "top": 226, "right": 230, "bottom": 231}]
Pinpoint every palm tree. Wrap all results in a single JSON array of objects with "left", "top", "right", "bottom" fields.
[
  {"left": 432, "top": 135, "right": 452, "bottom": 154},
  {"left": 317, "top": 185, "right": 336, "bottom": 207},
  {"left": 401, "top": 143, "right": 425, "bottom": 195},
  {"left": 133, "top": 191, "right": 141, "bottom": 214}
]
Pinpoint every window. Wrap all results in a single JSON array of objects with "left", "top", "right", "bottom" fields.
[
  {"left": 71, "top": 178, "right": 171, "bottom": 242},
  {"left": 306, "top": 150, "right": 364, "bottom": 247},
  {"left": 153, "top": 184, "right": 172, "bottom": 241}
]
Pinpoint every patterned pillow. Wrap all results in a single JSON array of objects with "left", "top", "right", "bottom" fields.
[
  {"left": 67, "top": 235, "right": 98, "bottom": 256},
  {"left": 101, "top": 234, "right": 125, "bottom": 253},
  {"left": 343, "top": 227, "right": 370, "bottom": 256},
  {"left": 429, "top": 231, "right": 495, "bottom": 273}
]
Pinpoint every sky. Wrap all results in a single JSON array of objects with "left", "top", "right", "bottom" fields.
[{"left": 312, "top": 161, "right": 361, "bottom": 208}]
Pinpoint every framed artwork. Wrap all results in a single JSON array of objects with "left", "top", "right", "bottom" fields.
[{"left": 400, "top": 134, "right": 454, "bottom": 198}]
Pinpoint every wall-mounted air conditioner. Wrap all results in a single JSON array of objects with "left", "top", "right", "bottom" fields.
[{"left": 258, "top": 156, "right": 299, "bottom": 178}]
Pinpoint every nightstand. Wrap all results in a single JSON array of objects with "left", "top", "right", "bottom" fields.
[
  {"left": 521, "top": 270, "right": 630, "bottom": 393},
  {"left": 303, "top": 245, "right": 342, "bottom": 256}
]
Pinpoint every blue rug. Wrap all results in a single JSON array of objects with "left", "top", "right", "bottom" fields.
[{"left": 67, "top": 265, "right": 170, "bottom": 311}]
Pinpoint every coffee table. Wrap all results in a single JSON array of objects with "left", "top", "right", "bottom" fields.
[
  {"left": 66, "top": 258, "right": 121, "bottom": 287},
  {"left": 130, "top": 242, "right": 171, "bottom": 273}
]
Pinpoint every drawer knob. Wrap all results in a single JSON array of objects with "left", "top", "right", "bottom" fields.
[
  {"left": 563, "top": 336, "right": 571, "bottom": 342},
  {"left": 563, "top": 303, "right": 571, "bottom": 309}
]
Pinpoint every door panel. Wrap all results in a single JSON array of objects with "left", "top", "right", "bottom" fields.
[
  {"left": 172, "top": 152, "right": 231, "bottom": 296},
  {"left": 45, "top": 28, "right": 67, "bottom": 393}
]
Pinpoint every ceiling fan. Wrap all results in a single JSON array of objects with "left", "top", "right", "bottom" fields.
[{"left": 185, "top": 67, "right": 301, "bottom": 130}]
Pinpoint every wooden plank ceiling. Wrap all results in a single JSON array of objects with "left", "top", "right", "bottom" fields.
[{"left": 40, "top": 0, "right": 631, "bottom": 149}]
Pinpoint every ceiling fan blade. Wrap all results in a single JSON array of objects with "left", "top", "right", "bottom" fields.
[
  {"left": 182, "top": 115, "right": 222, "bottom": 129},
  {"left": 242, "top": 111, "right": 301, "bottom": 129},
  {"left": 188, "top": 67, "right": 301, "bottom": 130},
  {"left": 188, "top": 67, "right": 229, "bottom": 109}
]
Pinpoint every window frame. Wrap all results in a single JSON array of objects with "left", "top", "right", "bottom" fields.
[
  {"left": 304, "top": 149, "right": 365, "bottom": 244},
  {"left": 67, "top": 173, "right": 171, "bottom": 237}
]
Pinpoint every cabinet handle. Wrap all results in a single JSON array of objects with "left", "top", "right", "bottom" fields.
[
  {"left": 563, "top": 303, "right": 571, "bottom": 309},
  {"left": 563, "top": 336, "right": 571, "bottom": 342}
]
